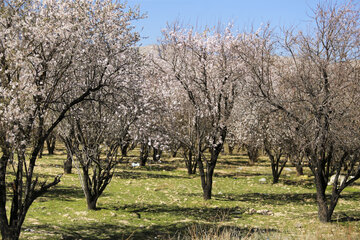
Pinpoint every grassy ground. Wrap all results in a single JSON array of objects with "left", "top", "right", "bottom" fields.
[{"left": 9, "top": 145, "right": 360, "bottom": 239}]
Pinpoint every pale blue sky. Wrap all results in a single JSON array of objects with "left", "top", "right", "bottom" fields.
[{"left": 127, "top": 0, "right": 343, "bottom": 46}]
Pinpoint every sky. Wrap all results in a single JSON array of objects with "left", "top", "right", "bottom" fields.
[{"left": 127, "top": 0, "right": 326, "bottom": 46}]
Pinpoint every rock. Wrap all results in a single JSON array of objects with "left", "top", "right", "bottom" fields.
[
  {"left": 131, "top": 162, "right": 140, "bottom": 167},
  {"left": 259, "top": 178, "right": 267, "bottom": 184},
  {"left": 248, "top": 208, "right": 257, "bottom": 214},
  {"left": 247, "top": 208, "right": 274, "bottom": 216}
]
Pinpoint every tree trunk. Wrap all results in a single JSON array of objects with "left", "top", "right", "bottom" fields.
[
  {"left": 185, "top": 150, "right": 197, "bottom": 175},
  {"left": 188, "top": 162, "right": 197, "bottom": 174},
  {"left": 272, "top": 174, "right": 279, "bottom": 184},
  {"left": 1, "top": 145, "right": 61, "bottom": 240},
  {"left": 316, "top": 187, "right": 331, "bottom": 222},
  {"left": 38, "top": 143, "right": 44, "bottom": 158},
  {"left": 64, "top": 152, "right": 72, "bottom": 174},
  {"left": 313, "top": 168, "right": 331, "bottom": 222},
  {"left": 86, "top": 197, "right": 98, "bottom": 210},
  {"left": 295, "top": 163, "right": 304, "bottom": 176},
  {"left": 152, "top": 147, "right": 162, "bottom": 162},
  {"left": 270, "top": 156, "right": 286, "bottom": 184},
  {"left": 1, "top": 227, "right": 20, "bottom": 240},
  {"left": 140, "top": 143, "right": 149, "bottom": 166},
  {"left": 199, "top": 145, "right": 222, "bottom": 200},
  {"left": 186, "top": 150, "right": 193, "bottom": 175},
  {"left": 203, "top": 166, "right": 215, "bottom": 200},
  {"left": 121, "top": 142, "right": 129, "bottom": 157},
  {"left": 247, "top": 146, "right": 259, "bottom": 165},
  {"left": 82, "top": 169, "right": 98, "bottom": 210},
  {"left": 291, "top": 154, "right": 304, "bottom": 176},
  {"left": 228, "top": 145, "right": 234, "bottom": 155},
  {"left": 46, "top": 136, "right": 56, "bottom": 155}
]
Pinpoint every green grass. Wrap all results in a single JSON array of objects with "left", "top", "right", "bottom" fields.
[{"left": 8, "top": 146, "right": 360, "bottom": 239}]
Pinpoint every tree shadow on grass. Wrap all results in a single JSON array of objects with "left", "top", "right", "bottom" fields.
[
  {"left": 280, "top": 178, "right": 315, "bottom": 188},
  {"left": 114, "top": 170, "right": 188, "bottom": 179},
  {"left": 198, "top": 192, "right": 318, "bottom": 205},
  {"left": 332, "top": 211, "right": 360, "bottom": 222},
  {"left": 39, "top": 185, "right": 85, "bottom": 202},
  {"left": 37, "top": 162, "right": 64, "bottom": 169},
  {"left": 24, "top": 221, "right": 277, "bottom": 240},
  {"left": 217, "top": 157, "right": 249, "bottom": 167},
  {"left": 214, "top": 172, "right": 272, "bottom": 178},
  {"left": 106, "top": 203, "right": 245, "bottom": 222},
  {"left": 210, "top": 191, "right": 360, "bottom": 205}
]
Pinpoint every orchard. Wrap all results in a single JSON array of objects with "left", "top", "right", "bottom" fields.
[{"left": 0, "top": 0, "right": 359, "bottom": 239}]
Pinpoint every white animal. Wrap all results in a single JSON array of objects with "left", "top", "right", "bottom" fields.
[{"left": 328, "top": 174, "right": 354, "bottom": 186}]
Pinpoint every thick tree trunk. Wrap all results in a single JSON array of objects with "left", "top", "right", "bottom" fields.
[
  {"left": 86, "top": 197, "right": 98, "bottom": 210},
  {"left": 1, "top": 227, "right": 20, "bottom": 240},
  {"left": 313, "top": 168, "right": 331, "bottom": 222},
  {"left": 316, "top": 189, "right": 330, "bottom": 222},
  {"left": 314, "top": 175, "right": 340, "bottom": 222}
]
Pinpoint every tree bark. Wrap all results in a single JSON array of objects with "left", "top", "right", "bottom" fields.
[
  {"left": 38, "top": 143, "right": 44, "bottom": 158},
  {"left": 140, "top": 143, "right": 149, "bottom": 166},
  {"left": 82, "top": 168, "right": 98, "bottom": 210},
  {"left": 295, "top": 163, "right": 304, "bottom": 176},
  {"left": 46, "top": 135, "right": 56, "bottom": 155},
  {"left": 64, "top": 152, "right": 72, "bottom": 174},
  {"left": 1, "top": 228, "right": 20, "bottom": 240},
  {"left": 86, "top": 196, "right": 98, "bottom": 210},
  {"left": 246, "top": 146, "right": 259, "bottom": 165},
  {"left": 152, "top": 147, "right": 162, "bottom": 162},
  {"left": 203, "top": 164, "right": 215, "bottom": 200},
  {"left": 0, "top": 149, "right": 11, "bottom": 239},
  {"left": 184, "top": 148, "right": 197, "bottom": 175},
  {"left": 228, "top": 145, "right": 234, "bottom": 155},
  {"left": 315, "top": 177, "right": 331, "bottom": 222},
  {"left": 121, "top": 142, "right": 129, "bottom": 157}
]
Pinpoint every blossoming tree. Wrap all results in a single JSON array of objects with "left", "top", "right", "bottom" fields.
[
  {"left": 0, "top": 0, "right": 141, "bottom": 238},
  {"left": 155, "top": 24, "right": 244, "bottom": 200},
  {"left": 234, "top": 1, "right": 360, "bottom": 222}
]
